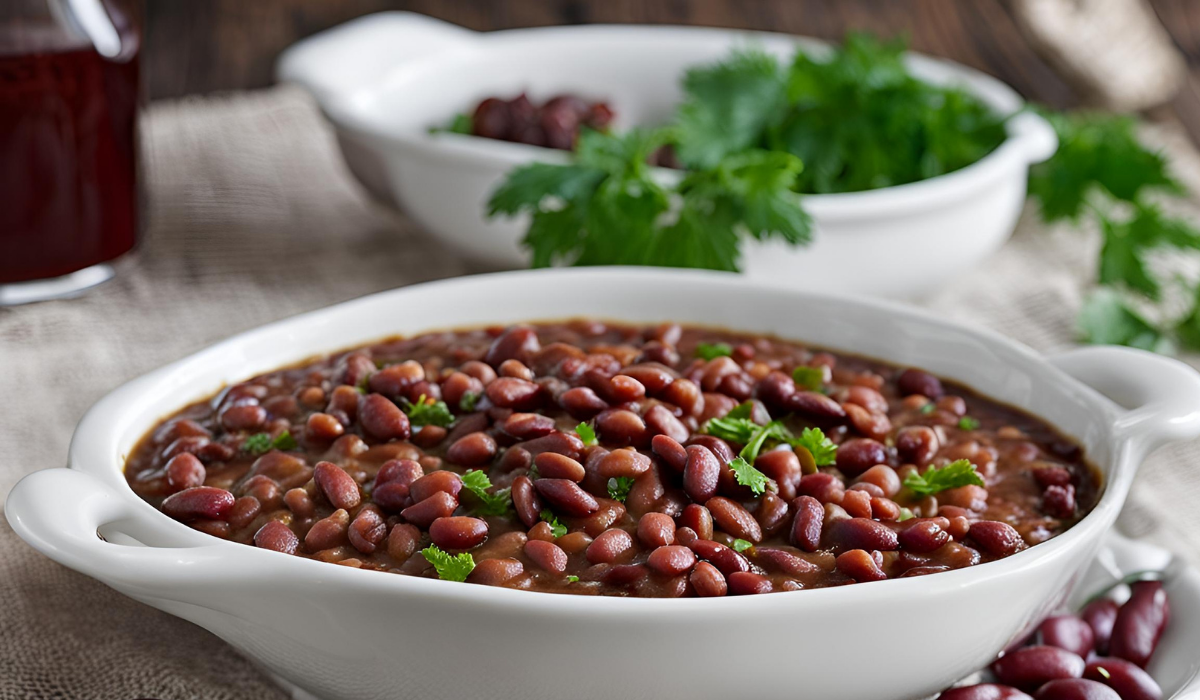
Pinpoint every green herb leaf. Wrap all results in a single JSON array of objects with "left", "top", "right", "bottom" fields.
[
  {"left": 540, "top": 509, "right": 567, "bottom": 538},
  {"left": 430, "top": 112, "right": 473, "bottom": 135},
  {"left": 897, "top": 507, "right": 915, "bottom": 522},
  {"left": 242, "top": 433, "right": 272, "bottom": 455},
  {"left": 1078, "top": 288, "right": 1174, "bottom": 354},
  {"left": 792, "top": 365, "right": 825, "bottom": 392},
  {"left": 576, "top": 422, "right": 597, "bottom": 447},
  {"left": 695, "top": 342, "right": 733, "bottom": 360},
  {"left": 730, "top": 538, "right": 754, "bottom": 553},
  {"left": 421, "top": 545, "right": 476, "bottom": 582},
  {"left": 919, "top": 402, "right": 936, "bottom": 415},
  {"left": 792, "top": 427, "right": 837, "bottom": 467},
  {"left": 402, "top": 394, "right": 456, "bottom": 428},
  {"left": 607, "top": 476, "right": 635, "bottom": 503},
  {"left": 566, "top": 575, "right": 580, "bottom": 583},
  {"left": 460, "top": 470, "right": 511, "bottom": 516},
  {"left": 958, "top": 416, "right": 980, "bottom": 431},
  {"left": 459, "top": 391, "right": 480, "bottom": 413},
  {"left": 729, "top": 456, "right": 770, "bottom": 496},
  {"left": 903, "top": 459, "right": 985, "bottom": 496}
]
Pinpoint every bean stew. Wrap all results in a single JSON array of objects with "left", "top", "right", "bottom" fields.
[{"left": 125, "top": 321, "right": 1099, "bottom": 597}]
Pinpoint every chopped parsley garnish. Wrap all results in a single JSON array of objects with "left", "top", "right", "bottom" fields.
[
  {"left": 576, "top": 422, "right": 598, "bottom": 446},
  {"left": 460, "top": 470, "right": 511, "bottom": 516},
  {"left": 791, "top": 365, "right": 825, "bottom": 391},
  {"left": 607, "top": 476, "right": 635, "bottom": 502},
  {"left": 731, "top": 538, "right": 754, "bottom": 553},
  {"left": 402, "top": 394, "right": 456, "bottom": 428},
  {"left": 459, "top": 391, "right": 480, "bottom": 413},
  {"left": 705, "top": 409, "right": 837, "bottom": 471},
  {"left": 421, "top": 545, "right": 475, "bottom": 582},
  {"left": 540, "top": 509, "right": 567, "bottom": 538},
  {"left": 729, "top": 456, "right": 770, "bottom": 496},
  {"left": 792, "top": 427, "right": 837, "bottom": 467},
  {"left": 958, "top": 416, "right": 981, "bottom": 431},
  {"left": 695, "top": 342, "right": 734, "bottom": 360},
  {"left": 566, "top": 575, "right": 580, "bottom": 583},
  {"left": 919, "top": 403, "right": 936, "bottom": 415},
  {"left": 902, "top": 459, "right": 985, "bottom": 496},
  {"left": 243, "top": 430, "right": 297, "bottom": 456}
]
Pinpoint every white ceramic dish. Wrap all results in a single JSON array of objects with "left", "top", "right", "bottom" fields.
[
  {"left": 8, "top": 267, "right": 1200, "bottom": 700},
  {"left": 276, "top": 13, "right": 1058, "bottom": 299}
]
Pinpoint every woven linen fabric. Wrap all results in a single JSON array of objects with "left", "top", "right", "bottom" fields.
[{"left": 2, "top": 85, "right": 1199, "bottom": 699}]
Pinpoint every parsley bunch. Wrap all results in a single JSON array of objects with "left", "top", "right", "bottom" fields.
[
  {"left": 902, "top": 459, "right": 985, "bottom": 496},
  {"left": 1029, "top": 112, "right": 1200, "bottom": 353}
]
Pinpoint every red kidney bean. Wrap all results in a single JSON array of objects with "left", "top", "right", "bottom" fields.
[
  {"left": 498, "top": 358, "right": 533, "bottom": 381},
  {"left": 486, "top": 377, "right": 543, "bottom": 410},
  {"left": 1034, "top": 466, "right": 1073, "bottom": 488},
  {"left": 162, "top": 487, "right": 235, "bottom": 521},
  {"left": 305, "top": 509, "right": 350, "bottom": 551},
  {"left": 600, "top": 563, "right": 647, "bottom": 587},
  {"left": 941, "top": 484, "right": 989, "bottom": 512},
  {"left": 755, "top": 492, "right": 790, "bottom": 537},
  {"left": 992, "top": 646, "right": 1086, "bottom": 691},
  {"left": 727, "top": 571, "right": 772, "bottom": 595},
  {"left": 706, "top": 497, "right": 763, "bottom": 543},
  {"left": 686, "top": 437, "right": 736, "bottom": 468},
  {"left": 306, "top": 412, "right": 345, "bottom": 441},
  {"left": 937, "top": 685, "right": 1033, "bottom": 700},
  {"left": 254, "top": 520, "right": 299, "bottom": 554},
  {"left": 1082, "top": 598, "right": 1120, "bottom": 656},
  {"left": 1043, "top": 485, "right": 1077, "bottom": 519},
  {"left": 844, "top": 403, "right": 891, "bottom": 441},
  {"left": 755, "top": 547, "right": 820, "bottom": 576},
  {"left": 165, "top": 453, "right": 206, "bottom": 492},
  {"left": 899, "top": 519, "right": 950, "bottom": 553},
  {"left": 510, "top": 475, "right": 543, "bottom": 527},
  {"left": 789, "top": 496, "right": 824, "bottom": 552},
  {"left": 836, "top": 438, "right": 888, "bottom": 476},
  {"left": 755, "top": 370, "right": 796, "bottom": 410},
  {"left": 596, "top": 448, "right": 651, "bottom": 479},
  {"left": 825, "top": 517, "right": 899, "bottom": 552},
  {"left": 1033, "top": 679, "right": 1119, "bottom": 700},
  {"left": 756, "top": 449, "right": 801, "bottom": 499},
  {"left": 896, "top": 426, "right": 939, "bottom": 466},
  {"left": 651, "top": 434, "right": 688, "bottom": 473},
  {"left": 441, "top": 372, "right": 483, "bottom": 411},
  {"left": 798, "top": 472, "right": 845, "bottom": 505},
  {"left": 368, "top": 360, "right": 423, "bottom": 397},
  {"left": 409, "top": 470, "right": 463, "bottom": 503},
  {"left": 467, "top": 558, "right": 524, "bottom": 587},
  {"left": 400, "top": 491, "right": 458, "bottom": 528},
  {"left": 678, "top": 504, "right": 714, "bottom": 541},
  {"left": 241, "top": 475, "right": 281, "bottom": 510},
  {"left": 560, "top": 386, "right": 609, "bottom": 420},
  {"left": 594, "top": 409, "right": 649, "bottom": 446},
  {"left": 647, "top": 545, "right": 696, "bottom": 576},
  {"left": 190, "top": 519, "right": 231, "bottom": 538},
  {"left": 836, "top": 548, "right": 887, "bottom": 582},
  {"left": 220, "top": 402, "right": 267, "bottom": 431},
  {"left": 690, "top": 561, "right": 727, "bottom": 597},
  {"left": 1084, "top": 658, "right": 1162, "bottom": 700},
  {"left": 622, "top": 363, "right": 676, "bottom": 394},
  {"left": 841, "top": 489, "right": 872, "bottom": 518},
  {"left": 500, "top": 413, "right": 556, "bottom": 441},
  {"left": 484, "top": 326, "right": 540, "bottom": 367},
  {"left": 358, "top": 394, "right": 411, "bottom": 441},
  {"left": 348, "top": 507, "right": 387, "bottom": 554},
  {"left": 585, "top": 528, "right": 634, "bottom": 564},
  {"left": 783, "top": 390, "right": 846, "bottom": 419},
  {"left": 313, "top": 461, "right": 361, "bottom": 510},
  {"left": 898, "top": 368, "right": 944, "bottom": 398},
  {"left": 969, "top": 521, "right": 1025, "bottom": 557},
  {"left": 535, "top": 479, "right": 599, "bottom": 516},
  {"left": 429, "top": 516, "right": 489, "bottom": 550},
  {"left": 624, "top": 464, "right": 665, "bottom": 519},
  {"left": 374, "top": 458, "right": 423, "bottom": 491},
  {"left": 387, "top": 523, "right": 420, "bottom": 562},
  {"left": 857, "top": 464, "right": 901, "bottom": 498},
  {"left": 637, "top": 512, "right": 676, "bottom": 548},
  {"left": 683, "top": 445, "right": 721, "bottom": 503},
  {"left": 1110, "top": 580, "right": 1169, "bottom": 668},
  {"left": 1039, "top": 615, "right": 1096, "bottom": 659},
  {"left": 283, "top": 487, "right": 314, "bottom": 518},
  {"left": 643, "top": 404, "right": 689, "bottom": 444},
  {"left": 579, "top": 499, "right": 626, "bottom": 537},
  {"left": 227, "top": 496, "right": 262, "bottom": 530},
  {"left": 516, "top": 431, "right": 585, "bottom": 461},
  {"left": 674, "top": 526, "right": 699, "bottom": 547},
  {"left": 446, "top": 432, "right": 498, "bottom": 467},
  {"left": 661, "top": 377, "right": 703, "bottom": 416},
  {"left": 524, "top": 539, "right": 568, "bottom": 574},
  {"left": 688, "top": 539, "right": 751, "bottom": 576}
]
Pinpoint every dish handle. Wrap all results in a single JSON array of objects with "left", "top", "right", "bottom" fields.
[
  {"left": 1049, "top": 346, "right": 1200, "bottom": 461},
  {"left": 5, "top": 468, "right": 233, "bottom": 592},
  {"left": 275, "top": 11, "right": 476, "bottom": 102}
]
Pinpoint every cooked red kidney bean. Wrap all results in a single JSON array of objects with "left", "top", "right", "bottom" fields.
[
  {"left": 1110, "top": 580, "right": 1169, "bottom": 668},
  {"left": 305, "top": 509, "right": 350, "bottom": 551},
  {"left": 127, "top": 321, "right": 1098, "bottom": 596},
  {"left": 1084, "top": 657, "right": 1162, "bottom": 700},
  {"left": 164, "top": 453, "right": 206, "bottom": 492},
  {"left": 535, "top": 479, "right": 599, "bottom": 516},
  {"left": 1082, "top": 598, "right": 1120, "bottom": 656},
  {"left": 897, "top": 368, "right": 944, "bottom": 398},
  {"left": 1039, "top": 615, "right": 1095, "bottom": 659},
  {"left": 253, "top": 520, "right": 299, "bottom": 554},
  {"left": 585, "top": 528, "right": 634, "bottom": 564},
  {"left": 467, "top": 558, "right": 524, "bottom": 586},
  {"left": 727, "top": 571, "right": 772, "bottom": 595},
  {"left": 937, "top": 685, "right": 1033, "bottom": 700},
  {"left": 358, "top": 394, "right": 411, "bottom": 441},
  {"left": 647, "top": 545, "right": 696, "bottom": 576},
  {"left": 1033, "top": 679, "right": 1119, "bottom": 700},
  {"left": 992, "top": 646, "right": 1086, "bottom": 691},
  {"left": 162, "top": 487, "right": 235, "bottom": 521},
  {"left": 429, "top": 517, "right": 489, "bottom": 550}
]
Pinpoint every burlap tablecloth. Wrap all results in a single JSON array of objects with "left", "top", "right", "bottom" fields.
[{"left": 2, "top": 86, "right": 1199, "bottom": 699}]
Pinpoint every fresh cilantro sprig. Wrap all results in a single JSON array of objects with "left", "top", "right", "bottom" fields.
[
  {"left": 402, "top": 394, "right": 456, "bottom": 428},
  {"left": 243, "top": 431, "right": 297, "bottom": 455},
  {"left": 459, "top": 391, "right": 480, "bottom": 413},
  {"left": 793, "top": 427, "right": 837, "bottom": 467},
  {"left": 902, "top": 459, "right": 985, "bottom": 496},
  {"left": 576, "top": 422, "right": 597, "bottom": 446},
  {"left": 729, "top": 456, "right": 770, "bottom": 496},
  {"left": 421, "top": 545, "right": 475, "bottom": 582},
  {"left": 607, "top": 477, "right": 635, "bottom": 502},
  {"left": 540, "top": 509, "right": 567, "bottom": 538},
  {"left": 460, "top": 470, "right": 511, "bottom": 516},
  {"left": 704, "top": 404, "right": 837, "bottom": 468},
  {"left": 695, "top": 342, "right": 733, "bottom": 360}
]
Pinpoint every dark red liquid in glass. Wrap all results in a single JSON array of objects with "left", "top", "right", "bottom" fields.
[{"left": 0, "top": 38, "right": 139, "bottom": 283}]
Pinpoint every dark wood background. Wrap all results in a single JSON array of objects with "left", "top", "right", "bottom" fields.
[{"left": 142, "top": 0, "right": 1200, "bottom": 138}]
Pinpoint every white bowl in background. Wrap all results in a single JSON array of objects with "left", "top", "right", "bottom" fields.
[
  {"left": 276, "top": 13, "right": 1057, "bottom": 299},
  {"left": 8, "top": 267, "right": 1200, "bottom": 700}
]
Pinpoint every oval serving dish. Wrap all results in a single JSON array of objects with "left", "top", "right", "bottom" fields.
[
  {"left": 8, "top": 267, "right": 1200, "bottom": 700},
  {"left": 276, "top": 13, "right": 1058, "bottom": 299}
]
